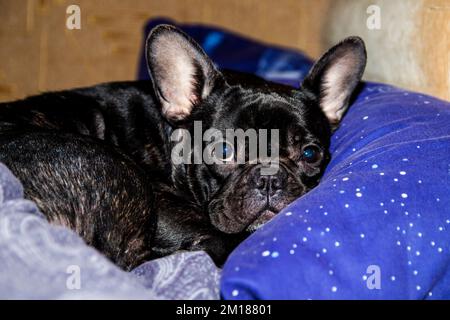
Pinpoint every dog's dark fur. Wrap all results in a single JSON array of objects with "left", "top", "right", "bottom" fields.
[{"left": 0, "top": 25, "right": 366, "bottom": 269}]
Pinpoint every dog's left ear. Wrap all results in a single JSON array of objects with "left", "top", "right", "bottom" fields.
[
  {"left": 146, "top": 25, "right": 221, "bottom": 122},
  {"left": 301, "top": 37, "right": 366, "bottom": 126}
]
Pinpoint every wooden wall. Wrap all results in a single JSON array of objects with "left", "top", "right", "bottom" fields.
[
  {"left": 0, "top": 0, "right": 448, "bottom": 102},
  {"left": 0, "top": 0, "right": 330, "bottom": 102}
]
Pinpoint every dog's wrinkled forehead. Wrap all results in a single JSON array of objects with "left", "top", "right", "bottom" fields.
[{"left": 212, "top": 87, "right": 309, "bottom": 140}]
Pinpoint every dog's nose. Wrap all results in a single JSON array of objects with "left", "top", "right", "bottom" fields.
[
  {"left": 256, "top": 176, "right": 281, "bottom": 191},
  {"left": 254, "top": 165, "right": 287, "bottom": 197}
]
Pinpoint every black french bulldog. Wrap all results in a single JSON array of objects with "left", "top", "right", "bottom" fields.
[{"left": 0, "top": 25, "right": 366, "bottom": 270}]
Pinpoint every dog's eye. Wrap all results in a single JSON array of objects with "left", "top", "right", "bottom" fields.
[
  {"left": 212, "top": 141, "right": 234, "bottom": 162},
  {"left": 221, "top": 142, "right": 233, "bottom": 159},
  {"left": 302, "top": 145, "right": 321, "bottom": 164}
]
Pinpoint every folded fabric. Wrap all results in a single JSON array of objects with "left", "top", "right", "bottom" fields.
[
  {"left": 0, "top": 163, "right": 220, "bottom": 300},
  {"left": 222, "top": 83, "right": 450, "bottom": 299}
]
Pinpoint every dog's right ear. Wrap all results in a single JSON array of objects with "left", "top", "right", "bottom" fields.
[
  {"left": 301, "top": 37, "right": 366, "bottom": 127},
  {"left": 146, "top": 25, "right": 221, "bottom": 122}
]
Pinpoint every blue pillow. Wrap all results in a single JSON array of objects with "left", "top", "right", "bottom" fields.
[{"left": 222, "top": 83, "right": 450, "bottom": 299}]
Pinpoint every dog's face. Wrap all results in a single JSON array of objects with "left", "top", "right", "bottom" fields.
[{"left": 146, "top": 25, "right": 366, "bottom": 234}]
